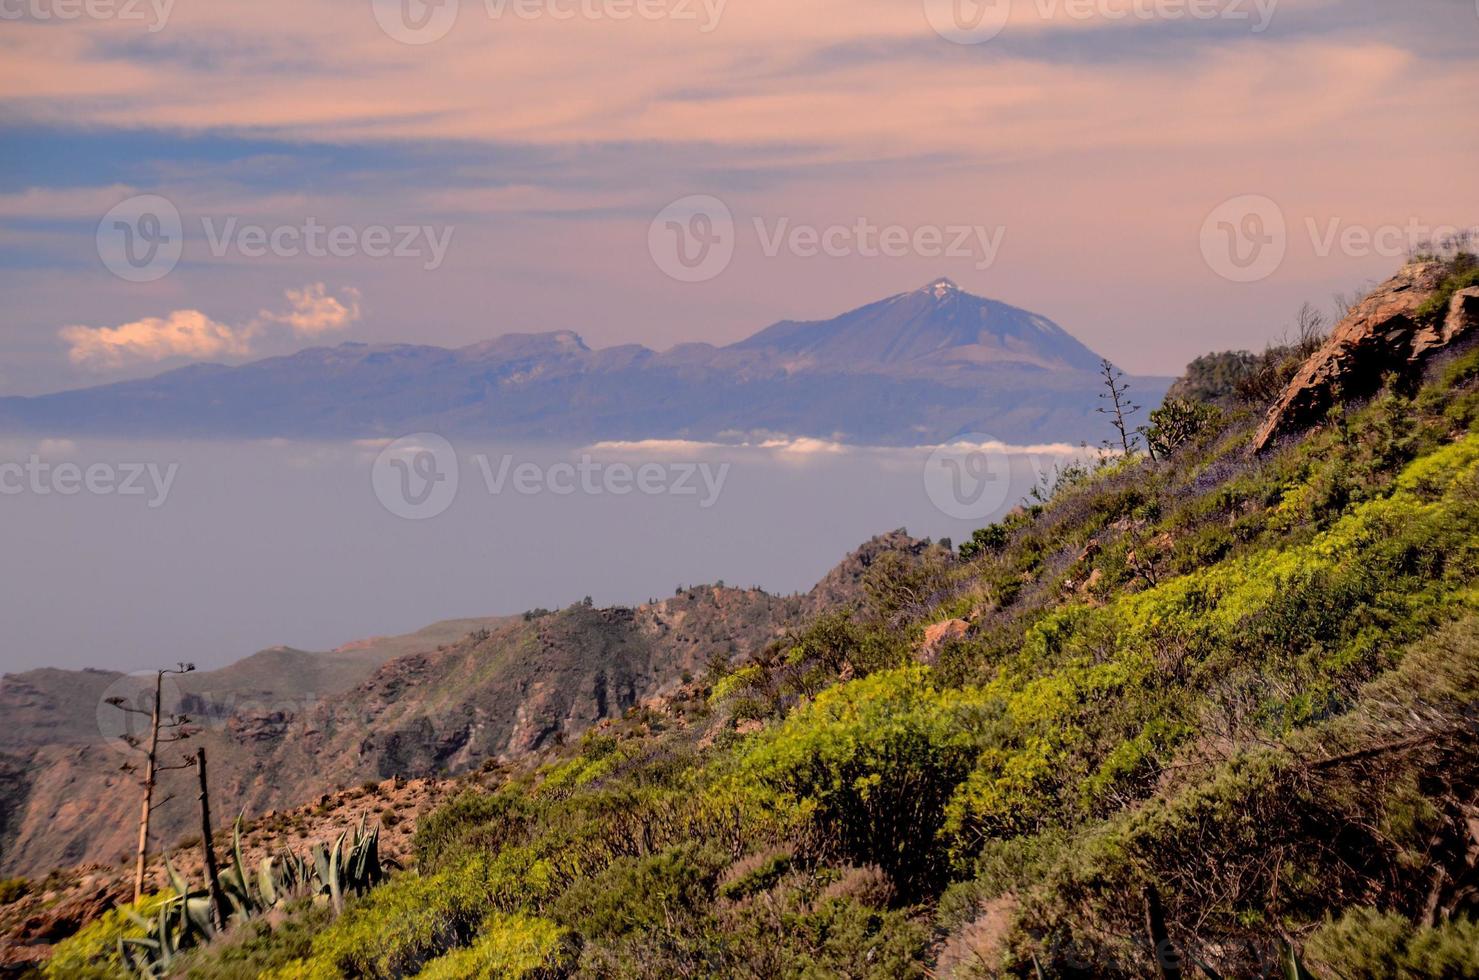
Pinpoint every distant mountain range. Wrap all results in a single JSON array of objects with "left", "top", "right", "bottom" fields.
[{"left": 0, "top": 279, "right": 1169, "bottom": 446}]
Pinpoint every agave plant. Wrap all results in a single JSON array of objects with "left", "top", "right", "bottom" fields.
[
  {"left": 117, "top": 857, "right": 216, "bottom": 979},
  {"left": 217, "top": 817, "right": 275, "bottom": 921},
  {"left": 117, "top": 814, "right": 388, "bottom": 977},
  {"left": 310, "top": 814, "right": 386, "bottom": 912}
]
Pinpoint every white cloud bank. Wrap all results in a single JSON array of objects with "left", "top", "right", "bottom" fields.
[{"left": 60, "top": 283, "right": 360, "bottom": 370}]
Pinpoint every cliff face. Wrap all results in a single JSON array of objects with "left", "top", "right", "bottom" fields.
[
  {"left": 0, "top": 535, "right": 920, "bottom": 879},
  {"left": 1253, "top": 261, "right": 1479, "bottom": 452}
]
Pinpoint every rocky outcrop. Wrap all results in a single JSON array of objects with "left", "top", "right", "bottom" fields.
[{"left": 1253, "top": 263, "right": 1479, "bottom": 452}]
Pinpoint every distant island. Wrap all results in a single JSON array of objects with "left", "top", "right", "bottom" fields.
[{"left": 0, "top": 279, "right": 1168, "bottom": 446}]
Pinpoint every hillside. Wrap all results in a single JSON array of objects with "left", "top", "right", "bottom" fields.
[
  {"left": 0, "top": 280, "right": 1166, "bottom": 446},
  {"left": 9, "top": 256, "right": 1479, "bottom": 978},
  {"left": 0, "top": 533, "right": 926, "bottom": 884}
]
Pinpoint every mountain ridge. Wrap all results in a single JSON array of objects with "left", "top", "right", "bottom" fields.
[{"left": 0, "top": 280, "right": 1168, "bottom": 446}]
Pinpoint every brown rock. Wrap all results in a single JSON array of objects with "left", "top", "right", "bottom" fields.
[
  {"left": 1414, "top": 285, "right": 1479, "bottom": 359},
  {"left": 1253, "top": 263, "right": 1471, "bottom": 452},
  {"left": 916, "top": 619, "right": 970, "bottom": 665}
]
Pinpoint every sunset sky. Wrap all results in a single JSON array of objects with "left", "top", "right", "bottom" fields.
[{"left": 3, "top": 0, "right": 1477, "bottom": 394}]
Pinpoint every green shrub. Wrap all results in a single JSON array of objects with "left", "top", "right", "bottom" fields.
[
  {"left": 302, "top": 848, "right": 556, "bottom": 979},
  {"left": 1146, "top": 398, "right": 1223, "bottom": 458},
  {"left": 716, "top": 848, "right": 793, "bottom": 902},
  {"left": 176, "top": 899, "right": 334, "bottom": 979},
  {"left": 413, "top": 788, "right": 534, "bottom": 874},
  {"left": 43, "top": 892, "right": 175, "bottom": 980},
  {"left": 412, "top": 913, "right": 572, "bottom": 979},
  {"left": 0, "top": 876, "right": 29, "bottom": 905},
  {"left": 726, "top": 666, "right": 995, "bottom": 896},
  {"left": 553, "top": 842, "right": 722, "bottom": 941},
  {"left": 1305, "top": 909, "right": 1479, "bottom": 979}
]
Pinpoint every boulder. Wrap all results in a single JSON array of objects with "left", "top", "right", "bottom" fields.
[{"left": 1252, "top": 263, "right": 1477, "bottom": 453}]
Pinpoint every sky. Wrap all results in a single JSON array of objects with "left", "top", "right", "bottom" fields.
[{"left": 2, "top": 0, "right": 1478, "bottom": 395}]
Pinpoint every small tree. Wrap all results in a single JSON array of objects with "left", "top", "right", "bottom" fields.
[
  {"left": 106, "top": 663, "right": 197, "bottom": 904},
  {"left": 1097, "top": 358, "right": 1143, "bottom": 456},
  {"left": 1146, "top": 398, "right": 1222, "bottom": 459}
]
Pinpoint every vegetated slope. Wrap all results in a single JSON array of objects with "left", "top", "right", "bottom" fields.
[
  {"left": 106, "top": 257, "right": 1479, "bottom": 980},
  {"left": 0, "top": 535, "right": 921, "bottom": 883},
  {"left": 24, "top": 256, "right": 1479, "bottom": 978}
]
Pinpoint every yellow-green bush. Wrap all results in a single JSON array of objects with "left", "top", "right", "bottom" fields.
[
  {"left": 726, "top": 666, "right": 997, "bottom": 895},
  {"left": 1305, "top": 909, "right": 1479, "bottom": 979},
  {"left": 43, "top": 891, "right": 174, "bottom": 980},
  {"left": 412, "top": 913, "right": 571, "bottom": 979}
]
